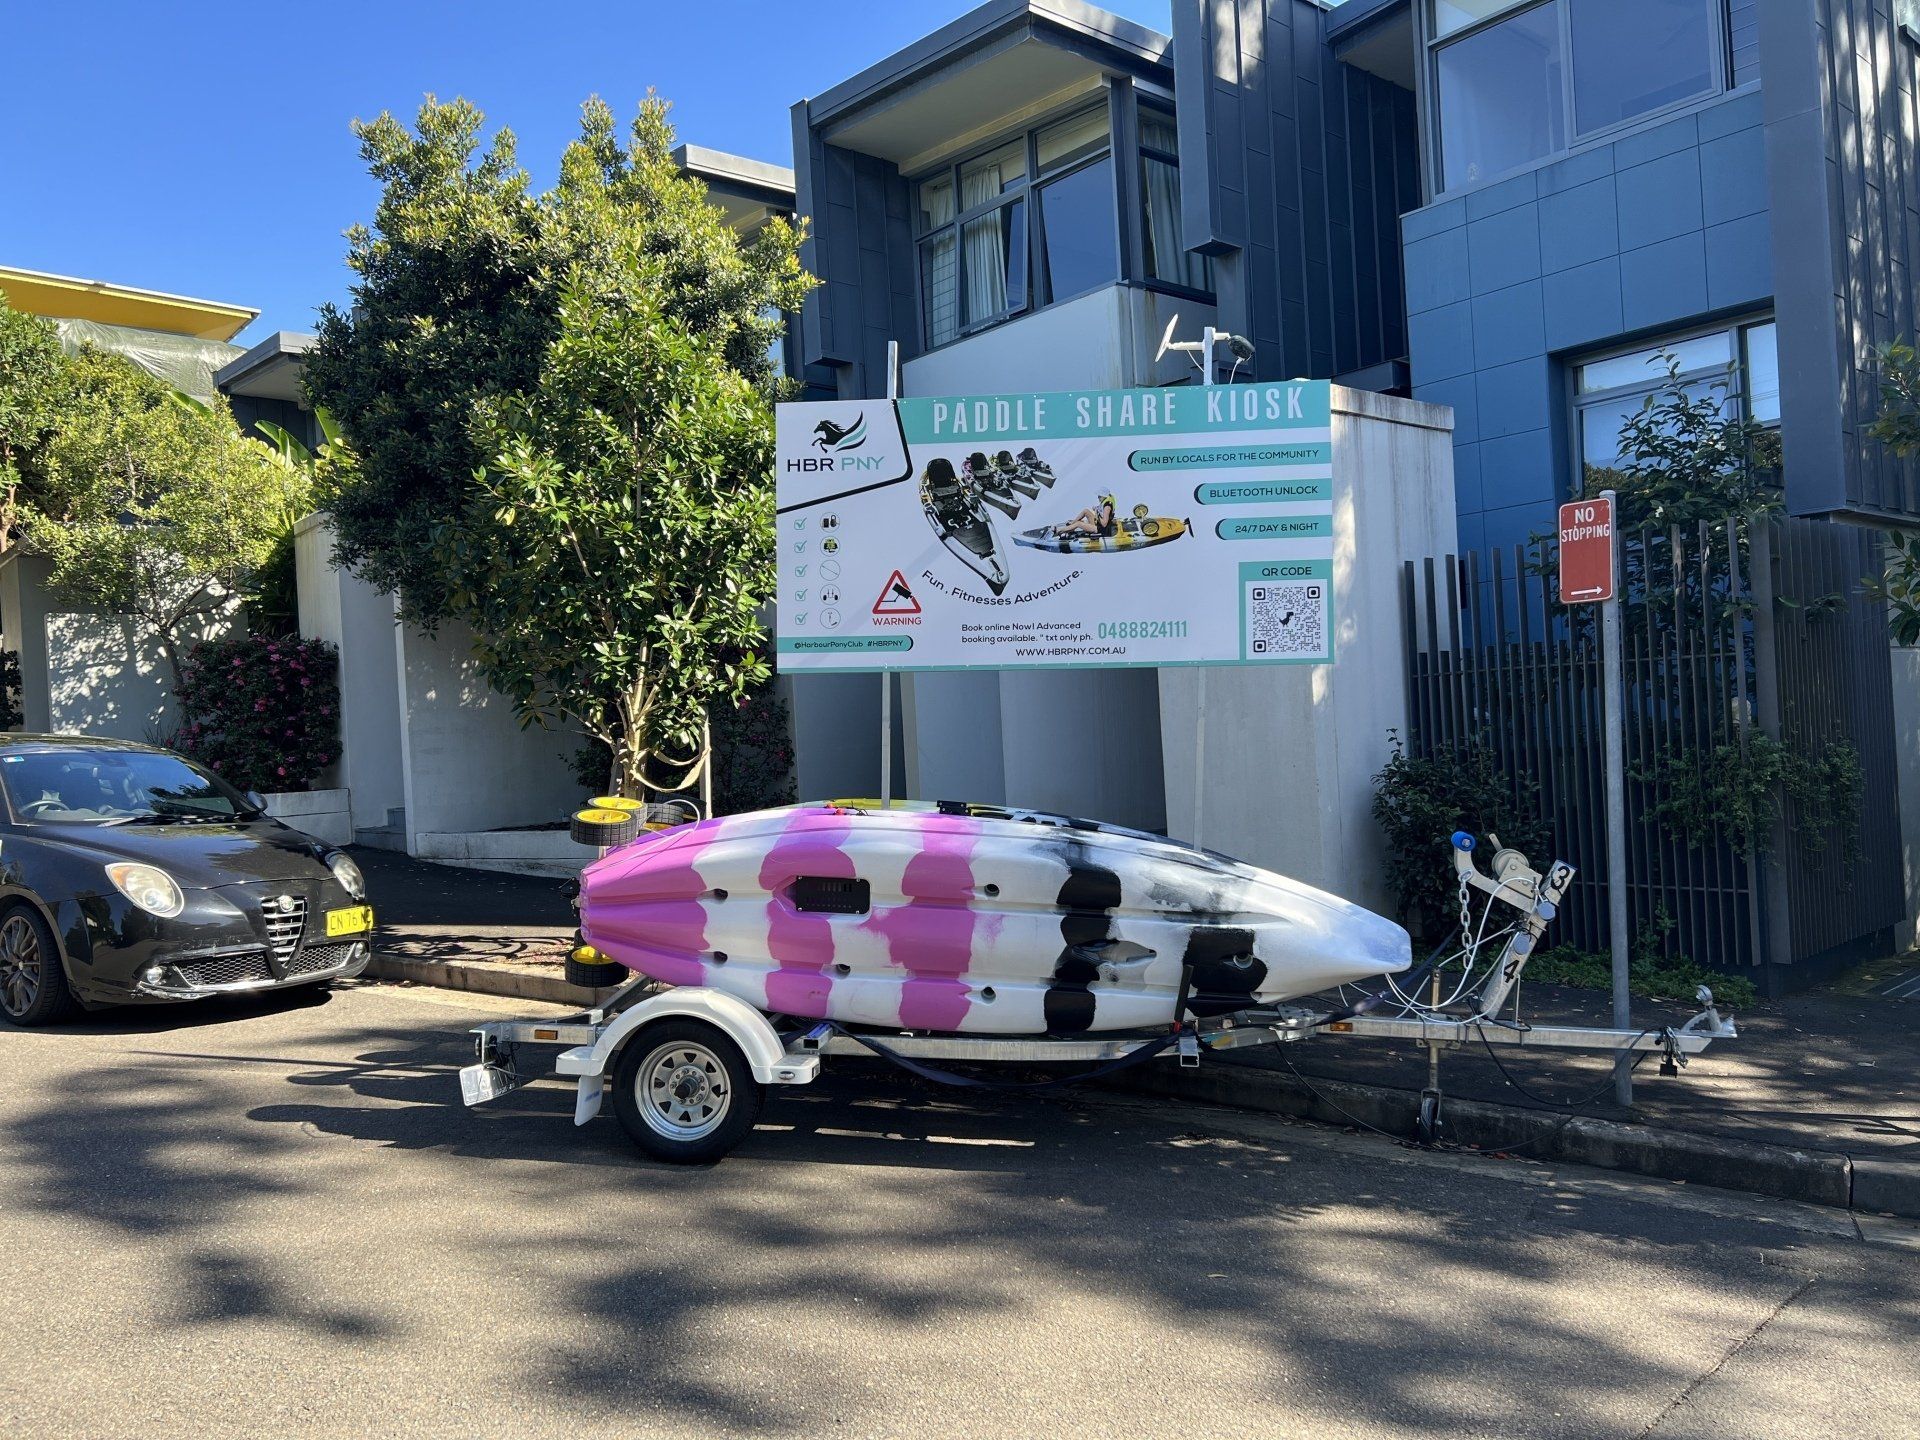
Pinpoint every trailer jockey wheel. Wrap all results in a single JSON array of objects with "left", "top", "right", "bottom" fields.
[
  {"left": 1417, "top": 1088, "right": 1444, "bottom": 1146},
  {"left": 571, "top": 807, "right": 642, "bottom": 847}
]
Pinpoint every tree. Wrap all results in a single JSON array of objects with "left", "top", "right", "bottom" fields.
[
  {"left": 1865, "top": 341, "right": 1920, "bottom": 645},
  {"left": 304, "top": 97, "right": 556, "bottom": 622},
  {"left": 0, "top": 299, "right": 66, "bottom": 556},
  {"left": 27, "top": 349, "right": 311, "bottom": 689},
  {"left": 430, "top": 98, "right": 811, "bottom": 796},
  {"left": 315, "top": 94, "right": 811, "bottom": 797}
]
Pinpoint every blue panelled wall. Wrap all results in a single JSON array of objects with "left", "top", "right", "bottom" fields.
[{"left": 1404, "top": 87, "right": 1771, "bottom": 554}]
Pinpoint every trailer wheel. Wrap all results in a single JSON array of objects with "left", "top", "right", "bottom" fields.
[
  {"left": 565, "top": 952, "right": 629, "bottom": 989},
  {"left": 611, "top": 1019, "right": 763, "bottom": 1164}
]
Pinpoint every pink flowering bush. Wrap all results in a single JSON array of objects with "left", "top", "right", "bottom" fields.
[{"left": 174, "top": 634, "right": 341, "bottom": 793}]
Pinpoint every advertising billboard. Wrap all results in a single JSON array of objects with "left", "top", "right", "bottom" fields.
[{"left": 774, "top": 381, "right": 1335, "bottom": 672}]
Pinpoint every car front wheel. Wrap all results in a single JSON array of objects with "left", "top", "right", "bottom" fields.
[{"left": 0, "top": 904, "right": 78, "bottom": 1027}]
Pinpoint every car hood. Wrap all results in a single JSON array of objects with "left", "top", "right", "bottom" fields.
[{"left": 23, "top": 818, "right": 335, "bottom": 888}]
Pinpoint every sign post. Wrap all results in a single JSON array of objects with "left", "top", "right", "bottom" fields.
[
  {"left": 880, "top": 340, "right": 900, "bottom": 810},
  {"left": 1559, "top": 491, "right": 1631, "bottom": 1107}
]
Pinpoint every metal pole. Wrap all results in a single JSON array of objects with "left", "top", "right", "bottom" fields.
[
  {"left": 1190, "top": 326, "right": 1218, "bottom": 849},
  {"left": 1600, "top": 487, "right": 1631, "bottom": 1106},
  {"left": 880, "top": 341, "right": 900, "bottom": 810}
]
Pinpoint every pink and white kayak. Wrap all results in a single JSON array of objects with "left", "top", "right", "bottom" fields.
[{"left": 578, "top": 801, "right": 1410, "bottom": 1035}]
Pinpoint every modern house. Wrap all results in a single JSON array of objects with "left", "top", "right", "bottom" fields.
[{"left": 762, "top": 0, "right": 1920, "bottom": 966}]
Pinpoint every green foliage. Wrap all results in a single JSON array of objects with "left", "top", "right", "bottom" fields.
[
  {"left": 1865, "top": 343, "right": 1920, "bottom": 645},
  {"left": 1638, "top": 733, "right": 1862, "bottom": 860},
  {"left": 0, "top": 649, "right": 20, "bottom": 731},
  {"left": 1370, "top": 732, "right": 1552, "bottom": 941},
  {"left": 712, "top": 678, "right": 797, "bottom": 815},
  {"left": 306, "top": 93, "right": 805, "bottom": 627},
  {"left": 174, "top": 634, "right": 341, "bottom": 793},
  {"left": 1575, "top": 351, "right": 1780, "bottom": 533},
  {"left": 1531, "top": 911, "right": 1758, "bottom": 1008},
  {"left": 24, "top": 349, "right": 310, "bottom": 685},
  {"left": 0, "top": 299, "right": 65, "bottom": 549},
  {"left": 320, "top": 93, "right": 813, "bottom": 797},
  {"left": 245, "top": 411, "right": 344, "bottom": 638}
]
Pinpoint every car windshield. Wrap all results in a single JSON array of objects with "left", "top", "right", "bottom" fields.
[{"left": 0, "top": 749, "right": 256, "bottom": 824}]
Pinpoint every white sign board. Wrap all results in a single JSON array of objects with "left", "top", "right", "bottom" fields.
[{"left": 774, "top": 381, "right": 1335, "bottom": 672}]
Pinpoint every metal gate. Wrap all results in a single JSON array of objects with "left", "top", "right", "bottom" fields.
[{"left": 1401, "top": 514, "right": 1902, "bottom": 986}]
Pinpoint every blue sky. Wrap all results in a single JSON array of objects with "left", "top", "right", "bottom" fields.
[{"left": 1, "top": 1, "right": 1187, "bottom": 343}]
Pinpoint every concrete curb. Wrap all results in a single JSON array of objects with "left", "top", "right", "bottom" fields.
[
  {"left": 361, "top": 954, "right": 1920, "bottom": 1220},
  {"left": 367, "top": 953, "right": 614, "bottom": 1008},
  {"left": 1106, "top": 1061, "right": 1920, "bottom": 1219}
]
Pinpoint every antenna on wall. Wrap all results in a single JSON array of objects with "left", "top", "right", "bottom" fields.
[{"left": 1155, "top": 312, "right": 1256, "bottom": 382}]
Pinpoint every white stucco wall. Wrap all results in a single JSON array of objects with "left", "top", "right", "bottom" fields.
[
  {"left": 1158, "top": 387, "right": 1457, "bottom": 915},
  {"left": 1893, "top": 643, "right": 1920, "bottom": 952},
  {"left": 0, "top": 550, "right": 237, "bottom": 743},
  {"left": 890, "top": 284, "right": 1211, "bottom": 828},
  {"left": 295, "top": 514, "right": 406, "bottom": 833},
  {"left": 394, "top": 618, "right": 586, "bottom": 842}
]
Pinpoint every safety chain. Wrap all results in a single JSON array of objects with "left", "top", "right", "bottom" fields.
[{"left": 1458, "top": 868, "right": 1474, "bottom": 957}]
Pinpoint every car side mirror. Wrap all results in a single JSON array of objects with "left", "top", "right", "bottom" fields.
[{"left": 244, "top": 791, "right": 267, "bottom": 813}]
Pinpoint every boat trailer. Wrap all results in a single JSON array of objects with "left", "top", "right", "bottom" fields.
[{"left": 459, "top": 831, "right": 1738, "bottom": 1163}]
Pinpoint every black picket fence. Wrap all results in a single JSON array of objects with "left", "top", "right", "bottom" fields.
[{"left": 1400, "top": 514, "right": 1903, "bottom": 990}]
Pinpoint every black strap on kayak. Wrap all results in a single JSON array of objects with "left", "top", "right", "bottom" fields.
[{"left": 818, "top": 1021, "right": 1182, "bottom": 1092}]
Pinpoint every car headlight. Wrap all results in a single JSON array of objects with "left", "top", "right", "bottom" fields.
[
  {"left": 327, "top": 852, "right": 367, "bottom": 901},
  {"left": 105, "top": 863, "right": 185, "bottom": 919}
]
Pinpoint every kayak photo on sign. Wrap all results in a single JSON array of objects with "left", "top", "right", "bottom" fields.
[{"left": 774, "top": 382, "right": 1337, "bottom": 671}]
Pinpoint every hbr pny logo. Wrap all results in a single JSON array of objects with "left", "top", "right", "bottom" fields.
[{"left": 789, "top": 412, "right": 889, "bottom": 472}]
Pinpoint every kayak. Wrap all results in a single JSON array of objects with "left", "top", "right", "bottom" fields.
[
  {"left": 921, "top": 458, "right": 1010, "bottom": 594},
  {"left": 1013, "top": 516, "right": 1191, "bottom": 554},
  {"left": 578, "top": 801, "right": 1410, "bottom": 1035}
]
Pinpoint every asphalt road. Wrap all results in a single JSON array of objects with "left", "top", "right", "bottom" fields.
[{"left": 2, "top": 982, "right": 1915, "bottom": 1440}]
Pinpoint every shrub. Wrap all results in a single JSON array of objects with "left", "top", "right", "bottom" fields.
[
  {"left": 1529, "top": 925, "right": 1759, "bottom": 1010},
  {"left": 1371, "top": 731, "right": 1551, "bottom": 941},
  {"left": 713, "top": 680, "right": 797, "bottom": 815},
  {"left": 174, "top": 634, "right": 340, "bottom": 793}
]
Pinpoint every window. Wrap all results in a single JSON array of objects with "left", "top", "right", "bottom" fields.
[
  {"left": 1430, "top": 0, "right": 1722, "bottom": 193},
  {"left": 1573, "top": 320, "right": 1780, "bottom": 493},
  {"left": 1138, "top": 109, "right": 1211, "bottom": 293}
]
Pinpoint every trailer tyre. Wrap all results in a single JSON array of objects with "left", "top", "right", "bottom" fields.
[{"left": 611, "top": 1019, "right": 763, "bottom": 1164}]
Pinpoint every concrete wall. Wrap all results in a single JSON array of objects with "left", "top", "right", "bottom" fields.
[
  {"left": 0, "top": 550, "right": 236, "bottom": 743},
  {"left": 394, "top": 617, "right": 585, "bottom": 844},
  {"left": 1402, "top": 86, "right": 1772, "bottom": 550},
  {"left": 894, "top": 283, "right": 1212, "bottom": 830},
  {"left": 294, "top": 515, "right": 406, "bottom": 833},
  {"left": 1159, "top": 386, "right": 1455, "bottom": 914}
]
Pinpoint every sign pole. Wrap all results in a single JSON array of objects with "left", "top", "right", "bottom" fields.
[
  {"left": 880, "top": 340, "right": 900, "bottom": 810},
  {"left": 1599, "top": 489, "right": 1631, "bottom": 1107},
  {"left": 1190, "top": 326, "right": 1218, "bottom": 851},
  {"left": 1557, "top": 491, "right": 1627, "bottom": 1105}
]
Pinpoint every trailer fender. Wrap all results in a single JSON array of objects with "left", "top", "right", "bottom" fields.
[{"left": 555, "top": 987, "right": 817, "bottom": 1090}]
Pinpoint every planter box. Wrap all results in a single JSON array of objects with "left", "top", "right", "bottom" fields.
[
  {"left": 262, "top": 787, "right": 352, "bottom": 846},
  {"left": 412, "top": 827, "right": 592, "bottom": 878}
]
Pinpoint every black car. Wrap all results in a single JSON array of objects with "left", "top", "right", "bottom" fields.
[{"left": 0, "top": 735, "right": 372, "bottom": 1027}]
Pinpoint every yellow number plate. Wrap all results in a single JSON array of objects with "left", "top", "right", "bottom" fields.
[{"left": 325, "top": 905, "right": 374, "bottom": 938}]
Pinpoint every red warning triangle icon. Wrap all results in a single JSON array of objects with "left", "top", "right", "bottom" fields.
[{"left": 871, "top": 569, "right": 922, "bottom": 615}]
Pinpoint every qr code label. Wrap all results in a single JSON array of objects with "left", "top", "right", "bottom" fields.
[{"left": 1245, "top": 582, "right": 1329, "bottom": 660}]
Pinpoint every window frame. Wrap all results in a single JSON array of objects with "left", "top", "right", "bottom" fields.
[
  {"left": 1135, "top": 99, "right": 1215, "bottom": 303},
  {"left": 1425, "top": 0, "right": 1729, "bottom": 198},
  {"left": 1570, "top": 314, "right": 1780, "bottom": 495}
]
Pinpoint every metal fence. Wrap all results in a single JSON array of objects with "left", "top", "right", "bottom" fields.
[{"left": 1400, "top": 514, "right": 1903, "bottom": 986}]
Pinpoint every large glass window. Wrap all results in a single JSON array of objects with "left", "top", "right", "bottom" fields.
[
  {"left": 1138, "top": 109, "right": 1211, "bottom": 293},
  {"left": 1573, "top": 320, "right": 1780, "bottom": 493},
  {"left": 1430, "top": 0, "right": 1722, "bottom": 193}
]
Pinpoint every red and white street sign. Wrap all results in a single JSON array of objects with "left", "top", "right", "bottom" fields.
[{"left": 1558, "top": 496, "right": 1616, "bottom": 604}]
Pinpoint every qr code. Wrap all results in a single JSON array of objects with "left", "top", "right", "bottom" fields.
[{"left": 1246, "top": 582, "right": 1328, "bottom": 659}]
